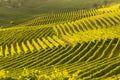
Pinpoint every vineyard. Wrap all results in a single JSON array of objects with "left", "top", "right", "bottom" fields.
[{"left": 0, "top": 4, "right": 120, "bottom": 80}]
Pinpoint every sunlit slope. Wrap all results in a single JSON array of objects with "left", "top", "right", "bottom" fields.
[
  {"left": 1, "top": 8, "right": 120, "bottom": 46},
  {"left": 98, "top": 4, "right": 120, "bottom": 11},
  {"left": 53, "top": 10, "right": 120, "bottom": 36},
  {"left": 0, "top": 38, "right": 120, "bottom": 80},
  {"left": 0, "top": 4, "right": 120, "bottom": 80},
  {"left": 0, "top": 38, "right": 120, "bottom": 68}
]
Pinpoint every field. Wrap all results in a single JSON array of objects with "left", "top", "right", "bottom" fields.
[{"left": 1, "top": 3, "right": 120, "bottom": 80}]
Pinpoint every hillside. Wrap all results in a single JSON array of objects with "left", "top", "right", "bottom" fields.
[
  {"left": 0, "top": 0, "right": 120, "bottom": 27},
  {"left": 0, "top": 1, "right": 120, "bottom": 80}
]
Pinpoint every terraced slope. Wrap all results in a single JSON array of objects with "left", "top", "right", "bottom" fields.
[
  {"left": 15, "top": 5, "right": 120, "bottom": 27},
  {"left": 0, "top": 38, "right": 120, "bottom": 69},
  {"left": 0, "top": 4, "right": 120, "bottom": 80},
  {"left": 54, "top": 10, "right": 120, "bottom": 36},
  {"left": 0, "top": 26, "right": 55, "bottom": 46},
  {"left": 0, "top": 38, "right": 120, "bottom": 79}
]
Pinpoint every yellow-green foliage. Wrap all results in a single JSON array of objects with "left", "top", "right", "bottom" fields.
[
  {"left": 0, "top": 4, "right": 120, "bottom": 80},
  {"left": 62, "top": 26, "right": 120, "bottom": 44},
  {"left": 42, "top": 37, "right": 54, "bottom": 48},
  {"left": 21, "top": 42, "right": 29, "bottom": 53},
  {"left": 0, "top": 46, "right": 3, "bottom": 57},
  {"left": 5, "top": 45, "right": 9, "bottom": 57},
  {"left": 98, "top": 4, "right": 120, "bottom": 11},
  {"left": 27, "top": 40, "right": 35, "bottom": 52},
  {"left": 0, "top": 68, "right": 80, "bottom": 80},
  {"left": 11, "top": 44, "right": 16, "bottom": 56},
  {"left": 32, "top": 39, "right": 41, "bottom": 51},
  {"left": 37, "top": 38, "right": 47, "bottom": 49},
  {"left": 47, "top": 36, "right": 59, "bottom": 47},
  {"left": 103, "top": 74, "right": 120, "bottom": 80},
  {"left": 16, "top": 43, "right": 22, "bottom": 55},
  {"left": 0, "top": 70, "right": 6, "bottom": 79},
  {"left": 62, "top": 35, "right": 76, "bottom": 45},
  {"left": 53, "top": 35, "right": 66, "bottom": 47}
]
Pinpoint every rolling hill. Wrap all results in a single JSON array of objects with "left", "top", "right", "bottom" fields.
[{"left": 0, "top": 1, "right": 120, "bottom": 80}]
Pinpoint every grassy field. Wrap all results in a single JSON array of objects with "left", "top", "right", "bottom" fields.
[
  {"left": 0, "top": 7, "right": 38, "bottom": 27},
  {"left": 0, "top": 1, "right": 120, "bottom": 80}
]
